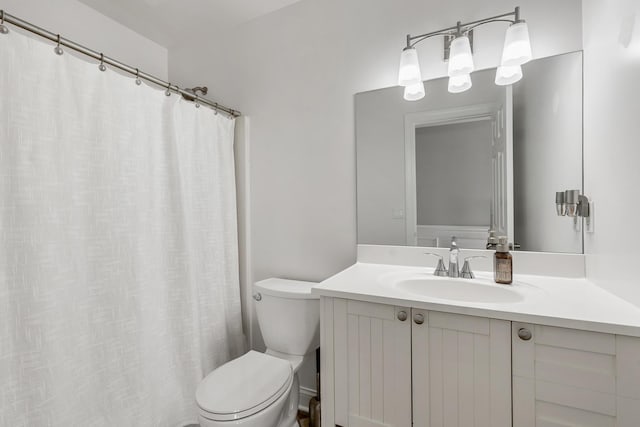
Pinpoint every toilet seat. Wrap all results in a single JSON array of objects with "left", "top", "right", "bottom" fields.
[{"left": 196, "top": 351, "right": 293, "bottom": 422}]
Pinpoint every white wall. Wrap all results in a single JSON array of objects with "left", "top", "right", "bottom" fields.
[
  {"left": 513, "top": 52, "right": 583, "bottom": 253},
  {"left": 583, "top": 0, "right": 640, "bottom": 307},
  {"left": 169, "top": 0, "right": 582, "bottom": 280},
  {"left": 168, "top": 0, "right": 582, "bottom": 402},
  {"left": 0, "top": 0, "right": 168, "bottom": 79}
]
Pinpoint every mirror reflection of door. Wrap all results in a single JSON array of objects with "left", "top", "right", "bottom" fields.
[
  {"left": 415, "top": 120, "right": 493, "bottom": 248},
  {"left": 404, "top": 100, "right": 514, "bottom": 248}
]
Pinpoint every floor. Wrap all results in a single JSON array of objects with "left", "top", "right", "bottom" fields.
[{"left": 297, "top": 410, "right": 309, "bottom": 426}]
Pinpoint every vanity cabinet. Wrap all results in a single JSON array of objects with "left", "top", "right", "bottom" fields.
[
  {"left": 412, "top": 309, "right": 511, "bottom": 427},
  {"left": 321, "top": 296, "right": 640, "bottom": 427},
  {"left": 512, "top": 323, "right": 640, "bottom": 427},
  {"left": 325, "top": 298, "right": 511, "bottom": 427}
]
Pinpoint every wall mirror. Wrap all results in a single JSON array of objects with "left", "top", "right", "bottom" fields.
[{"left": 355, "top": 51, "right": 583, "bottom": 253}]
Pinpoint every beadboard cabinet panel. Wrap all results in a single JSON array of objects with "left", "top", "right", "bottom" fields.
[
  {"left": 512, "top": 323, "right": 640, "bottom": 427},
  {"left": 412, "top": 309, "right": 511, "bottom": 427},
  {"left": 335, "top": 299, "right": 412, "bottom": 427}
]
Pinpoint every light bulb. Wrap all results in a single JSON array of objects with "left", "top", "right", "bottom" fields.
[
  {"left": 448, "top": 74, "right": 472, "bottom": 93},
  {"left": 403, "top": 81, "right": 425, "bottom": 101},
  {"left": 448, "top": 35, "right": 474, "bottom": 77},
  {"left": 398, "top": 47, "right": 422, "bottom": 87},
  {"left": 500, "top": 22, "right": 532, "bottom": 67},
  {"left": 495, "top": 65, "right": 523, "bottom": 85}
]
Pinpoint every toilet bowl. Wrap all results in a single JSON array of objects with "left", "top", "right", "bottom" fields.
[{"left": 196, "top": 278, "right": 319, "bottom": 427}]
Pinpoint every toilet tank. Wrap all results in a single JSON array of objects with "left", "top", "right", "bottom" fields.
[{"left": 253, "top": 278, "right": 320, "bottom": 356}]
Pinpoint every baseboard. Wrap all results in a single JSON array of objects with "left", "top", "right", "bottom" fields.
[{"left": 299, "top": 386, "right": 317, "bottom": 412}]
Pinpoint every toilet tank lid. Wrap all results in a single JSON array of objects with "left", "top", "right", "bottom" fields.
[{"left": 254, "top": 278, "right": 319, "bottom": 300}]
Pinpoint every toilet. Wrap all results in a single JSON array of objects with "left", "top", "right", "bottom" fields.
[{"left": 196, "top": 278, "right": 320, "bottom": 427}]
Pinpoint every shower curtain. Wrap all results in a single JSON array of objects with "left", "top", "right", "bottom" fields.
[{"left": 0, "top": 31, "right": 245, "bottom": 426}]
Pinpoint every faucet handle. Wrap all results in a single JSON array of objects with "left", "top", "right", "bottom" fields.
[
  {"left": 461, "top": 256, "right": 486, "bottom": 279},
  {"left": 424, "top": 253, "right": 448, "bottom": 277}
]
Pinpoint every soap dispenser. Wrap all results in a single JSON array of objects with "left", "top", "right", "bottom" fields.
[{"left": 494, "top": 236, "right": 513, "bottom": 284}]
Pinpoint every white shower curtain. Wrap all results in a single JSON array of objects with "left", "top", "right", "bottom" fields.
[{"left": 0, "top": 31, "right": 245, "bottom": 426}]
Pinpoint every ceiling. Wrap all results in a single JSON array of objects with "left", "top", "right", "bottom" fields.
[{"left": 78, "top": 0, "right": 303, "bottom": 47}]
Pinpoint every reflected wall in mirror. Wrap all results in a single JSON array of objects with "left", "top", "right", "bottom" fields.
[{"left": 356, "top": 51, "right": 583, "bottom": 253}]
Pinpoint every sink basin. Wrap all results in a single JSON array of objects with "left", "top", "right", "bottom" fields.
[{"left": 394, "top": 277, "right": 524, "bottom": 303}]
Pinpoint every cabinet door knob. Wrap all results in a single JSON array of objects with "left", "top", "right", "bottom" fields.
[
  {"left": 518, "top": 328, "right": 532, "bottom": 341},
  {"left": 397, "top": 311, "right": 408, "bottom": 321},
  {"left": 414, "top": 313, "right": 425, "bottom": 325}
]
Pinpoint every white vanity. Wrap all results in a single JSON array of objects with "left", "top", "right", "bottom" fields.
[{"left": 313, "top": 246, "right": 640, "bottom": 427}]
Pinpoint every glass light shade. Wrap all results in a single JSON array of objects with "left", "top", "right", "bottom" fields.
[
  {"left": 448, "top": 35, "right": 474, "bottom": 77},
  {"left": 398, "top": 47, "right": 422, "bottom": 87},
  {"left": 448, "top": 74, "right": 472, "bottom": 93},
  {"left": 500, "top": 22, "right": 532, "bottom": 67},
  {"left": 403, "top": 81, "right": 425, "bottom": 101},
  {"left": 495, "top": 65, "right": 523, "bottom": 85}
]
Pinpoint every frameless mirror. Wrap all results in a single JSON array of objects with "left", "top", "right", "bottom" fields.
[{"left": 356, "top": 51, "right": 583, "bottom": 253}]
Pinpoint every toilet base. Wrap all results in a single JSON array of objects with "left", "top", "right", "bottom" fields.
[{"left": 278, "top": 374, "right": 299, "bottom": 427}]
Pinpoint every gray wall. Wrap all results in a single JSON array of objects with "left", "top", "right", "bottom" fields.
[
  {"left": 513, "top": 52, "right": 583, "bottom": 253},
  {"left": 416, "top": 121, "right": 493, "bottom": 226}
]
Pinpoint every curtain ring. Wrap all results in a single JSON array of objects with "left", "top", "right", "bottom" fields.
[
  {"left": 195, "top": 95, "right": 201, "bottom": 108},
  {"left": 98, "top": 53, "right": 106, "bottom": 72},
  {"left": 54, "top": 34, "right": 64, "bottom": 55},
  {"left": 135, "top": 68, "right": 142, "bottom": 86},
  {"left": 0, "top": 10, "right": 9, "bottom": 34},
  {"left": 165, "top": 83, "right": 171, "bottom": 96}
]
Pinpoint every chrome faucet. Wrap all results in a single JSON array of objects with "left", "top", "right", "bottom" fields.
[
  {"left": 448, "top": 237, "right": 460, "bottom": 278},
  {"left": 461, "top": 256, "right": 486, "bottom": 279},
  {"left": 425, "top": 253, "right": 448, "bottom": 277}
]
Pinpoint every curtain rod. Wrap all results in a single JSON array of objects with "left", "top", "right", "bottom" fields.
[{"left": 0, "top": 10, "right": 241, "bottom": 118}]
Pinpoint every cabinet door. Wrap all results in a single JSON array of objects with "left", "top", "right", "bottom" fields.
[
  {"left": 512, "top": 323, "right": 640, "bottom": 427},
  {"left": 334, "top": 299, "right": 412, "bottom": 427},
  {"left": 412, "top": 309, "right": 512, "bottom": 427}
]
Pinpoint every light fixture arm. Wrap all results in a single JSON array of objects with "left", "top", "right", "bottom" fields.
[{"left": 406, "top": 7, "right": 520, "bottom": 49}]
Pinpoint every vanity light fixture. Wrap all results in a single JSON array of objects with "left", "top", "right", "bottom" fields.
[
  {"left": 448, "top": 73, "right": 473, "bottom": 93},
  {"left": 447, "top": 32, "right": 474, "bottom": 77},
  {"left": 398, "top": 47, "right": 422, "bottom": 87},
  {"left": 404, "top": 81, "right": 426, "bottom": 101},
  {"left": 495, "top": 65, "right": 523, "bottom": 86},
  {"left": 500, "top": 21, "right": 532, "bottom": 66},
  {"left": 398, "top": 6, "right": 532, "bottom": 101}
]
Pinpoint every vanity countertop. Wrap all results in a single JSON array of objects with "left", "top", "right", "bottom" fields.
[{"left": 312, "top": 262, "right": 640, "bottom": 337}]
